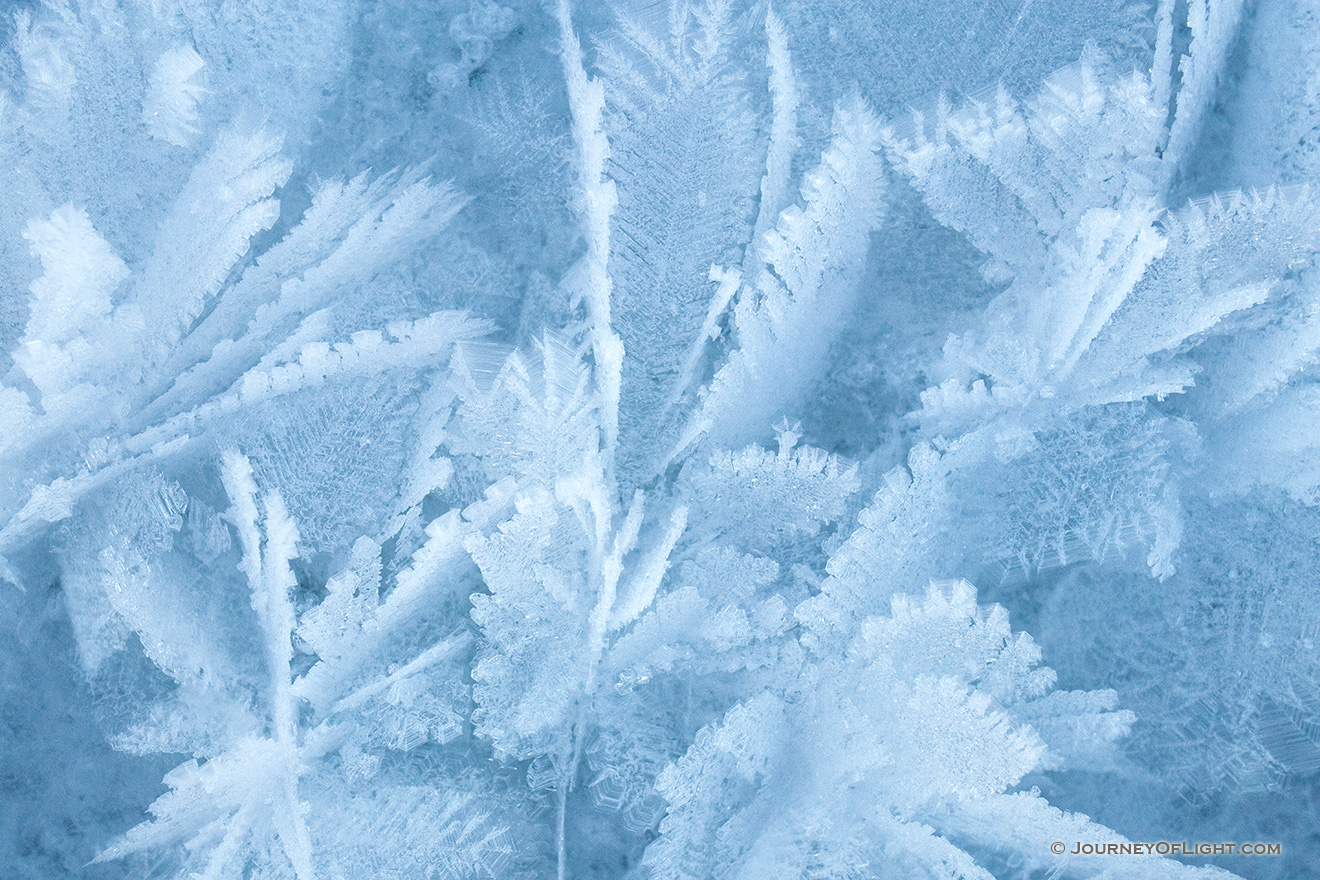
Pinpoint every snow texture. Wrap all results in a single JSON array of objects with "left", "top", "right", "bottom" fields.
[{"left": 1, "top": 1, "right": 1318, "bottom": 879}]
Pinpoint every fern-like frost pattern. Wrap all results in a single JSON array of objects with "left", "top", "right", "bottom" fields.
[{"left": 1, "top": 1, "right": 1317, "bottom": 879}]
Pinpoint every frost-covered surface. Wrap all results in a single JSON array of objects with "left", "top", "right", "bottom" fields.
[{"left": 1, "top": 1, "right": 1317, "bottom": 878}]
